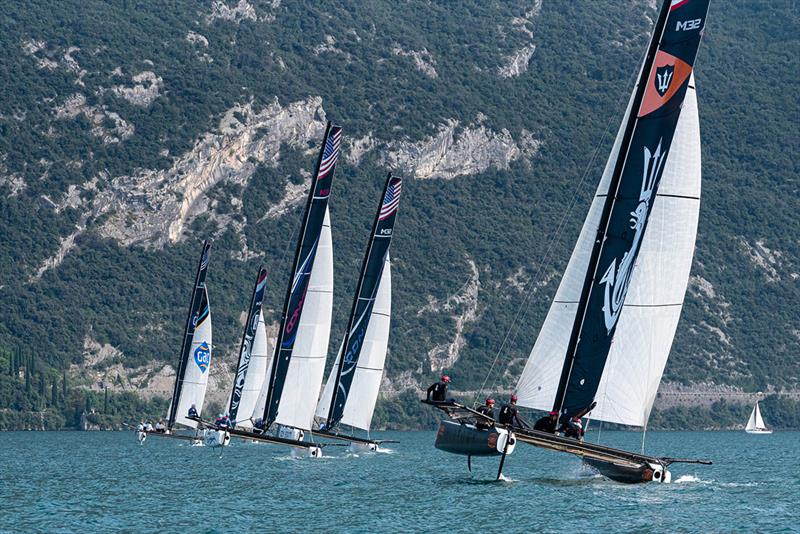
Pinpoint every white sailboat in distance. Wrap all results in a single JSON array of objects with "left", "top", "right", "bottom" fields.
[{"left": 745, "top": 401, "right": 772, "bottom": 434}]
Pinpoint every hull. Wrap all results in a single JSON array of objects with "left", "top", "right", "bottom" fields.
[
  {"left": 278, "top": 425, "right": 323, "bottom": 458},
  {"left": 203, "top": 429, "right": 231, "bottom": 448},
  {"left": 434, "top": 420, "right": 515, "bottom": 457},
  {"left": 348, "top": 441, "right": 378, "bottom": 453},
  {"left": 584, "top": 458, "right": 671, "bottom": 484},
  {"left": 745, "top": 429, "right": 772, "bottom": 434}
]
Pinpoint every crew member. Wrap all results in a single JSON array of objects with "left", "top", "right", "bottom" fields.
[
  {"left": 155, "top": 421, "right": 165, "bottom": 433},
  {"left": 498, "top": 394, "right": 528, "bottom": 428},
  {"left": 426, "top": 375, "right": 450, "bottom": 402},
  {"left": 476, "top": 398, "right": 495, "bottom": 430},
  {"left": 188, "top": 404, "right": 199, "bottom": 419},
  {"left": 563, "top": 416, "right": 585, "bottom": 441},
  {"left": 533, "top": 411, "right": 558, "bottom": 433}
]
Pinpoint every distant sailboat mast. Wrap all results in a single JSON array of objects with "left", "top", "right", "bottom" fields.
[{"left": 167, "top": 241, "right": 211, "bottom": 430}]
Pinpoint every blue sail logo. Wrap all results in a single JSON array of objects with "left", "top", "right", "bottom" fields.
[{"left": 194, "top": 342, "right": 211, "bottom": 373}]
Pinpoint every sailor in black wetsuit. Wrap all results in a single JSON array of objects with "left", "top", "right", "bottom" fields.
[
  {"left": 426, "top": 375, "right": 450, "bottom": 402},
  {"left": 188, "top": 404, "right": 199, "bottom": 419},
  {"left": 476, "top": 398, "right": 495, "bottom": 430},
  {"left": 533, "top": 411, "right": 559, "bottom": 433},
  {"left": 562, "top": 416, "right": 585, "bottom": 441},
  {"left": 498, "top": 394, "right": 528, "bottom": 429}
]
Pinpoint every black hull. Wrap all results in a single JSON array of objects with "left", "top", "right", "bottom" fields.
[
  {"left": 584, "top": 458, "right": 659, "bottom": 484},
  {"left": 434, "top": 420, "right": 512, "bottom": 457}
]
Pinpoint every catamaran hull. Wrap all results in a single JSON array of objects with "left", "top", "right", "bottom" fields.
[
  {"left": 203, "top": 429, "right": 231, "bottom": 448},
  {"left": 434, "top": 420, "right": 515, "bottom": 457},
  {"left": 584, "top": 458, "right": 671, "bottom": 484},
  {"left": 745, "top": 429, "right": 772, "bottom": 434}
]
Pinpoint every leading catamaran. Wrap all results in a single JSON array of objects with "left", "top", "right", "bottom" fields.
[
  {"left": 195, "top": 122, "right": 342, "bottom": 457},
  {"left": 140, "top": 240, "right": 219, "bottom": 446},
  {"left": 314, "top": 174, "right": 403, "bottom": 451},
  {"left": 426, "top": 0, "right": 712, "bottom": 483}
]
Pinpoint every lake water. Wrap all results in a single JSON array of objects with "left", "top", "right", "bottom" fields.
[{"left": 0, "top": 430, "right": 796, "bottom": 533}]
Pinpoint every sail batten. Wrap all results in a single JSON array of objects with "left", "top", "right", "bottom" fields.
[{"left": 518, "top": 0, "right": 709, "bottom": 427}]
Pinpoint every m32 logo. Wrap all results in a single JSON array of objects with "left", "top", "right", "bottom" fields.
[
  {"left": 676, "top": 18, "right": 702, "bottom": 31},
  {"left": 379, "top": 228, "right": 393, "bottom": 235}
]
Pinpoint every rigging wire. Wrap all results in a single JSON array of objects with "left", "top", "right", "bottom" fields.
[
  {"left": 473, "top": 115, "right": 619, "bottom": 407},
  {"left": 473, "top": 62, "right": 643, "bottom": 409}
]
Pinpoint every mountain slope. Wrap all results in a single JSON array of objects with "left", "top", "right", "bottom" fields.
[{"left": 0, "top": 0, "right": 797, "bottom": 427}]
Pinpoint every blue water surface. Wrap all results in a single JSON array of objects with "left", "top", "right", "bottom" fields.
[{"left": 0, "top": 430, "right": 796, "bottom": 533}]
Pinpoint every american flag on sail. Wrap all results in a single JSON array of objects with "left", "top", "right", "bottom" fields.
[
  {"left": 317, "top": 126, "right": 343, "bottom": 179},
  {"left": 200, "top": 244, "right": 210, "bottom": 270},
  {"left": 379, "top": 178, "right": 402, "bottom": 220}
]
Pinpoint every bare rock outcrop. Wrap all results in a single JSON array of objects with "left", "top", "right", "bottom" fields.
[
  {"left": 54, "top": 93, "right": 134, "bottom": 144},
  {"left": 112, "top": 71, "right": 163, "bottom": 107},
  {"left": 392, "top": 46, "right": 438, "bottom": 78},
  {"left": 383, "top": 119, "right": 540, "bottom": 180},
  {"left": 738, "top": 237, "right": 783, "bottom": 282},
  {"left": 89, "top": 97, "right": 326, "bottom": 247},
  {"left": 498, "top": 45, "right": 536, "bottom": 78},
  {"left": 207, "top": 0, "right": 258, "bottom": 24},
  {"left": 420, "top": 258, "right": 480, "bottom": 372}
]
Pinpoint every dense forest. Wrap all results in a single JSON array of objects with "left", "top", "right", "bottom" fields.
[{"left": 0, "top": 1, "right": 797, "bottom": 430}]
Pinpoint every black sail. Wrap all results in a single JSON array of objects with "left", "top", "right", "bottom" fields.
[
  {"left": 167, "top": 240, "right": 211, "bottom": 429},
  {"left": 227, "top": 268, "right": 268, "bottom": 422},
  {"left": 553, "top": 0, "right": 711, "bottom": 420},
  {"left": 325, "top": 174, "right": 402, "bottom": 429},
  {"left": 262, "top": 122, "right": 342, "bottom": 428}
]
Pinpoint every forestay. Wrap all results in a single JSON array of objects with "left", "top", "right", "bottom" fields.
[{"left": 517, "top": 0, "right": 709, "bottom": 427}]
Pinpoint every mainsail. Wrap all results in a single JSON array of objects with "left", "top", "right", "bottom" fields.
[
  {"left": 167, "top": 241, "right": 212, "bottom": 430},
  {"left": 517, "top": 0, "right": 709, "bottom": 427},
  {"left": 261, "top": 123, "right": 342, "bottom": 430},
  {"left": 316, "top": 175, "right": 402, "bottom": 431},
  {"left": 227, "top": 268, "right": 270, "bottom": 428}
]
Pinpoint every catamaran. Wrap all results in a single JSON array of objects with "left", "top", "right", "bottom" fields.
[
  {"left": 196, "top": 122, "right": 342, "bottom": 457},
  {"left": 202, "top": 267, "right": 270, "bottom": 448},
  {"left": 140, "top": 240, "right": 222, "bottom": 446},
  {"left": 425, "top": 0, "right": 712, "bottom": 483},
  {"left": 745, "top": 401, "right": 772, "bottom": 434},
  {"left": 314, "top": 174, "right": 403, "bottom": 451}
]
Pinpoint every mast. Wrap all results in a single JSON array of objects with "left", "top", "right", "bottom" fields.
[
  {"left": 227, "top": 268, "right": 268, "bottom": 423},
  {"left": 324, "top": 174, "right": 402, "bottom": 429},
  {"left": 551, "top": 0, "right": 710, "bottom": 421},
  {"left": 167, "top": 240, "right": 211, "bottom": 430},
  {"left": 261, "top": 122, "right": 342, "bottom": 428}
]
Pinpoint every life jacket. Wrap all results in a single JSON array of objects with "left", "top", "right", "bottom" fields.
[{"left": 498, "top": 405, "right": 514, "bottom": 424}]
